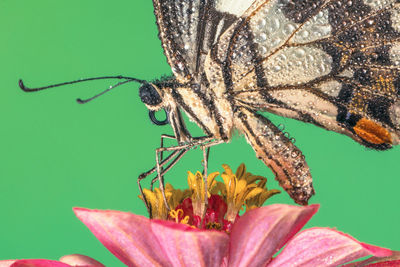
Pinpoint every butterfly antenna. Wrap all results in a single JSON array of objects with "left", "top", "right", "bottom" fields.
[
  {"left": 76, "top": 79, "right": 134, "bottom": 104},
  {"left": 19, "top": 75, "right": 146, "bottom": 104},
  {"left": 18, "top": 75, "right": 145, "bottom": 92}
]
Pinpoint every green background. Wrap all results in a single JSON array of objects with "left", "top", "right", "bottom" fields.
[{"left": 1, "top": 1, "right": 399, "bottom": 266}]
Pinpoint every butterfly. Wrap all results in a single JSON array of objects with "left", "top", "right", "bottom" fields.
[
  {"left": 138, "top": 0, "right": 400, "bottom": 205},
  {"left": 20, "top": 0, "right": 400, "bottom": 207}
]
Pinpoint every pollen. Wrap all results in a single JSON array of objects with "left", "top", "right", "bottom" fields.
[{"left": 206, "top": 222, "right": 222, "bottom": 230}]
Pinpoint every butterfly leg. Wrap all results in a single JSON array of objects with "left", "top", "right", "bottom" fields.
[
  {"left": 138, "top": 134, "right": 190, "bottom": 216},
  {"left": 149, "top": 134, "right": 213, "bottom": 190},
  {"left": 139, "top": 136, "right": 215, "bottom": 216},
  {"left": 201, "top": 146, "right": 211, "bottom": 176},
  {"left": 152, "top": 138, "right": 218, "bottom": 189},
  {"left": 137, "top": 148, "right": 185, "bottom": 217},
  {"left": 154, "top": 137, "right": 217, "bottom": 211},
  {"left": 154, "top": 145, "right": 189, "bottom": 212},
  {"left": 199, "top": 139, "right": 224, "bottom": 213},
  {"left": 150, "top": 134, "right": 177, "bottom": 191}
]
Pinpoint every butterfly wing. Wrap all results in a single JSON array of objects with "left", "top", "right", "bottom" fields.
[
  {"left": 208, "top": 0, "right": 400, "bottom": 150},
  {"left": 152, "top": 0, "right": 255, "bottom": 83},
  {"left": 203, "top": 0, "right": 400, "bottom": 204}
]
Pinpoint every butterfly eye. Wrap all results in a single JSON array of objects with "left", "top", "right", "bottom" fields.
[{"left": 139, "top": 83, "right": 162, "bottom": 106}]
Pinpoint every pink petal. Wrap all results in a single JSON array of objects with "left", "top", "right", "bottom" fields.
[
  {"left": 151, "top": 219, "right": 229, "bottom": 267},
  {"left": 9, "top": 260, "right": 71, "bottom": 267},
  {"left": 0, "top": 261, "right": 16, "bottom": 267},
  {"left": 268, "top": 228, "right": 393, "bottom": 267},
  {"left": 59, "top": 254, "right": 105, "bottom": 266},
  {"left": 74, "top": 207, "right": 171, "bottom": 266},
  {"left": 228, "top": 204, "right": 319, "bottom": 267},
  {"left": 366, "top": 260, "right": 400, "bottom": 267},
  {"left": 343, "top": 251, "right": 400, "bottom": 267},
  {"left": 0, "top": 256, "right": 103, "bottom": 267}
]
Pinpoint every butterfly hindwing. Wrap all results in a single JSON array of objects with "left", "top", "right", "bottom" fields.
[{"left": 208, "top": 0, "right": 400, "bottom": 149}]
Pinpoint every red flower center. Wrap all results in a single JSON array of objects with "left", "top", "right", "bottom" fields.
[{"left": 168, "top": 195, "right": 238, "bottom": 233}]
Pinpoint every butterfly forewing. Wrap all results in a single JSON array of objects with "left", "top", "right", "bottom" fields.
[
  {"left": 152, "top": 0, "right": 254, "bottom": 83},
  {"left": 211, "top": 0, "right": 400, "bottom": 149}
]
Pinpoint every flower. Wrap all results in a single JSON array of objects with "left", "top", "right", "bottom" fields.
[
  {"left": 140, "top": 164, "right": 280, "bottom": 232},
  {"left": 73, "top": 204, "right": 399, "bottom": 267},
  {"left": 69, "top": 164, "right": 399, "bottom": 266},
  {"left": 3, "top": 164, "right": 399, "bottom": 266},
  {"left": 0, "top": 254, "right": 104, "bottom": 267}
]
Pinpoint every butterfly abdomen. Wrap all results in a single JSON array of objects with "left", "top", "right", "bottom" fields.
[{"left": 233, "top": 107, "right": 314, "bottom": 205}]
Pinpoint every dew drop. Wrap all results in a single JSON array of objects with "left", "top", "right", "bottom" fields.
[
  {"left": 259, "top": 33, "right": 267, "bottom": 41},
  {"left": 273, "top": 65, "right": 282, "bottom": 72},
  {"left": 259, "top": 45, "right": 267, "bottom": 55},
  {"left": 294, "top": 48, "right": 306, "bottom": 58},
  {"left": 257, "top": 18, "right": 266, "bottom": 29},
  {"left": 301, "top": 30, "right": 310, "bottom": 38},
  {"left": 283, "top": 23, "right": 296, "bottom": 35}
]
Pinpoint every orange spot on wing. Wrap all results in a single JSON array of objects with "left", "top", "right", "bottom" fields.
[{"left": 354, "top": 118, "right": 392, "bottom": 145}]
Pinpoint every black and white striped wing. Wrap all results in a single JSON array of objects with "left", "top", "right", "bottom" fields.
[
  {"left": 209, "top": 0, "right": 400, "bottom": 150},
  {"left": 153, "top": 0, "right": 255, "bottom": 83}
]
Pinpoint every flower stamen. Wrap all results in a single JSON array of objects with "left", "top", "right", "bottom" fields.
[
  {"left": 168, "top": 209, "right": 190, "bottom": 225},
  {"left": 140, "top": 164, "right": 279, "bottom": 232},
  {"left": 187, "top": 171, "right": 220, "bottom": 217},
  {"left": 221, "top": 164, "right": 277, "bottom": 222}
]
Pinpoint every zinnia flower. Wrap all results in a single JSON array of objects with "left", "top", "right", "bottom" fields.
[
  {"left": 70, "top": 164, "right": 398, "bottom": 266},
  {"left": 2, "top": 164, "right": 399, "bottom": 267}
]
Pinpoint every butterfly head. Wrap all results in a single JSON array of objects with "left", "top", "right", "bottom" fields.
[
  {"left": 139, "top": 83, "right": 164, "bottom": 110},
  {"left": 139, "top": 82, "right": 170, "bottom": 126}
]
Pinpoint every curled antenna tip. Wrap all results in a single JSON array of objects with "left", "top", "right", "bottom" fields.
[
  {"left": 19, "top": 79, "right": 28, "bottom": 91},
  {"left": 76, "top": 98, "right": 86, "bottom": 104}
]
